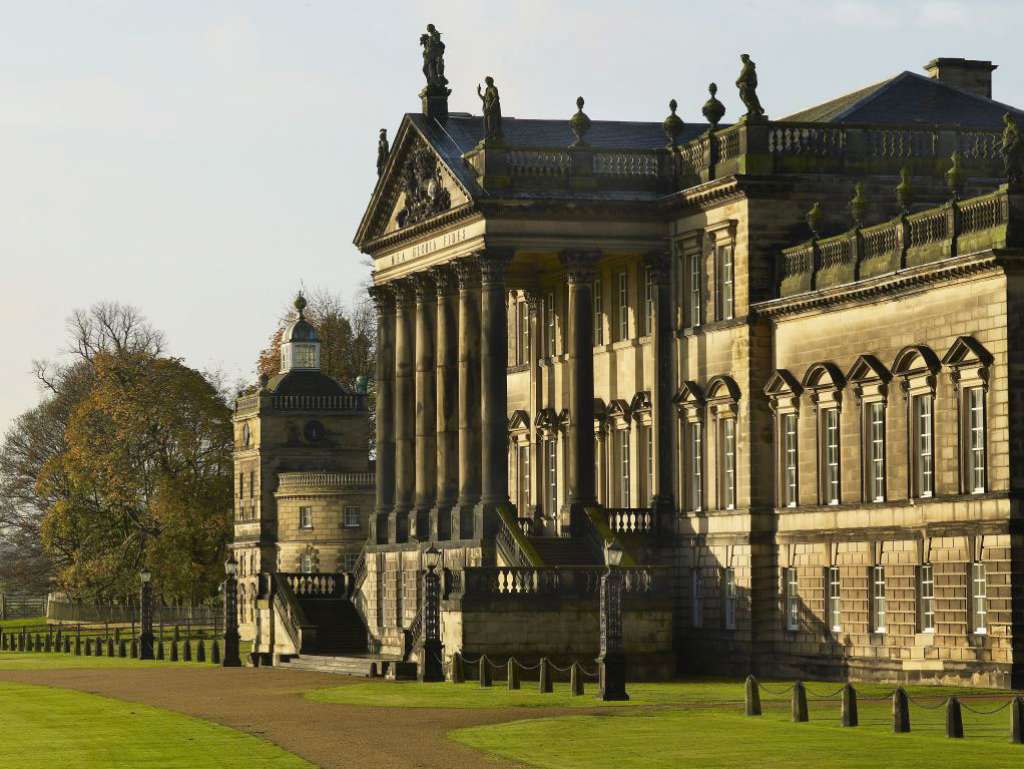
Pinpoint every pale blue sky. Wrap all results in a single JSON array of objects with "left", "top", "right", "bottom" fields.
[{"left": 2, "top": 0, "right": 1022, "bottom": 434}]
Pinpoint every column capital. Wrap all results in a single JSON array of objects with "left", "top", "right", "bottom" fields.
[
  {"left": 478, "top": 249, "right": 513, "bottom": 286},
  {"left": 453, "top": 256, "right": 481, "bottom": 290},
  {"left": 559, "top": 249, "right": 600, "bottom": 283},
  {"left": 644, "top": 247, "right": 672, "bottom": 285},
  {"left": 523, "top": 287, "right": 543, "bottom": 311},
  {"left": 431, "top": 265, "right": 458, "bottom": 297},
  {"left": 412, "top": 272, "right": 437, "bottom": 303},
  {"left": 368, "top": 283, "right": 396, "bottom": 313},
  {"left": 392, "top": 278, "right": 417, "bottom": 307}
]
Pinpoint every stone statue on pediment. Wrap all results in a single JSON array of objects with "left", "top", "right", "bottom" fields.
[
  {"left": 376, "top": 129, "right": 390, "bottom": 177},
  {"left": 477, "top": 76, "right": 503, "bottom": 146},
  {"left": 1002, "top": 113, "right": 1023, "bottom": 186},
  {"left": 420, "top": 24, "right": 448, "bottom": 90},
  {"left": 736, "top": 53, "right": 766, "bottom": 122}
]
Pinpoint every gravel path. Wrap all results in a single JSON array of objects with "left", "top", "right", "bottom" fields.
[{"left": 0, "top": 666, "right": 590, "bottom": 769}]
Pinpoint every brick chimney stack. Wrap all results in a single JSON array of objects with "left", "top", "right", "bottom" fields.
[{"left": 924, "top": 58, "right": 997, "bottom": 99}]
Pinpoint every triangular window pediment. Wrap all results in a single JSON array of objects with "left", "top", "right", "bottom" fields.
[
  {"left": 846, "top": 354, "right": 891, "bottom": 384},
  {"left": 763, "top": 369, "right": 803, "bottom": 398},
  {"left": 942, "top": 336, "right": 993, "bottom": 369}
]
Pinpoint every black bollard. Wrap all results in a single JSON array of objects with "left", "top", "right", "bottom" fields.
[
  {"left": 183, "top": 639, "right": 192, "bottom": 662},
  {"left": 170, "top": 640, "right": 179, "bottom": 662},
  {"left": 570, "top": 663, "right": 584, "bottom": 696},
  {"left": 157, "top": 639, "right": 165, "bottom": 660},
  {"left": 745, "top": 675, "right": 762, "bottom": 716},
  {"left": 74, "top": 637, "right": 82, "bottom": 656},
  {"left": 95, "top": 638, "right": 103, "bottom": 657},
  {"left": 451, "top": 652, "right": 464, "bottom": 684},
  {"left": 107, "top": 638, "right": 115, "bottom": 657},
  {"left": 507, "top": 659, "right": 520, "bottom": 690},
  {"left": 63, "top": 636, "right": 71, "bottom": 654},
  {"left": 539, "top": 658, "right": 553, "bottom": 693},
  {"left": 45, "top": 632, "right": 52, "bottom": 653},
  {"left": 118, "top": 639, "right": 127, "bottom": 658},
  {"left": 479, "top": 655, "right": 492, "bottom": 687},
  {"left": 893, "top": 688, "right": 911, "bottom": 733},
  {"left": 1011, "top": 696, "right": 1024, "bottom": 744},
  {"left": 0, "top": 631, "right": 6, "bottom": 650},
  {"left": 196, "top": 639, "right": 206, "bottom": 663},
  {"left": 946, "top": 697, "right": 964, "bottom": 739},
  {"left": 130, "top": 638, "right": 138, "bottom": 658},
  {"left": 841, "top": 684, "right": 859, "bottom": 727},
  {"left": 85, "top": 638, "right": 93, "bottom": 656},
  {"left": 34, "top": 633, "right": 41, "bottom": 652},
  {"left": 211, "top": 640, "right": 221, "bottom": 665},
  {"left": 791, "top": 681, "right": 809, "bottom": 722}
]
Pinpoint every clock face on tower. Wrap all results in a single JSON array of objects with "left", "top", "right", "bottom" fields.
[{"left": 303, "top": 420, "right": 326, "bottom": 443}]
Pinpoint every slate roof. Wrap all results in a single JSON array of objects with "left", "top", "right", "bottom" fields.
[
  {"left": 782, "top": 71, "right": 1024, "bottom": 128},
  {"left": 265, "top": 371, "right": 349, "bottom": 397}
]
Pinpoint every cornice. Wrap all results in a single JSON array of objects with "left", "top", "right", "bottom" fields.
[
  {"left": 363, "top": 204, "right": 480, "bottom": 255},
  {"left": 754, "top": 251, "right": 1003, "bottom": 320}
]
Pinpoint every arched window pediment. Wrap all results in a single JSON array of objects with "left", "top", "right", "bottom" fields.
[
  {"left": 891, "top": 345, "right": 941, "bottom": 378},
  {"left": 801, "top": 362, "right": 846, "bottom": 391},
  {"left": 705, "top": 375, "right": 741, "bottom": 404},
  {"left": 846, "top": 354, "right": 891, "bottom": 384}
]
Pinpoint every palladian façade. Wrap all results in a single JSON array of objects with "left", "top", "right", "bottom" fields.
[{"left": 239, "top": 32, "right": 1024, "bottom": 687}]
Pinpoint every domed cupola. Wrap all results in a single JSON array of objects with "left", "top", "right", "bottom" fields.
[{"left": 280, "top": 294, "right": 321, "bottom": 373}]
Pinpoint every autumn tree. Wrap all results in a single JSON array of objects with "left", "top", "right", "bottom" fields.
[
  {"left": 0, "top": 302, "right": 164, "bottom": 592},
  {"left": 38, "top": 352, "right": 233, "bottom": 602}
]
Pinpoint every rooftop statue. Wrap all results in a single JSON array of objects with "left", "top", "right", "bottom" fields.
[
  {"left": 376, "top": 128, "right": 390, "bottom": 178},
  {"left": 1002, "top": 113, "right": 1023, "bottom": 187},
  {"left": 477, "top": 76, "right": 503, "bottom": 146},
  {"left": 735, "top": 54, "right": 766, "bottom": 122},
  {"left": 420, "top": 24, "right": 448, "bottom": 90}
]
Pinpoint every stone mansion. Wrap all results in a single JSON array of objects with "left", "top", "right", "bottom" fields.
[{"left": 236, "top": 42, "right": 1024, "bottom": 687}]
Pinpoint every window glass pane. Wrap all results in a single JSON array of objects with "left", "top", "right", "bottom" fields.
[
  {"left": 546, "top": 438, "right": 557, "bottom": 515},
  {"left": 972, "top": 562, "right": 987, "bottom": 633},
  {"left": 919, "top": 564, "right": 934, "bottom": 632},
  {"left": 619, "top": 430, "right": 631, "bottom": 507},
  {"left": 593, "top": 279, "right": 603, "bottom": 346},
  {"left": 828, "top": 566, "right": 841, "bottom": 631},
  {"left": 873, "top": 565, "right": 886, "bottom": 632},
  {"left": 783, "top": 413, "right": 797, "bottom": 507},
  {"left": 722, "top": 419, "right": 736, "bottom": 510},
  {"left": 691, "top": 422, "right": 703, "bottom": 512},
  {"left": 617, "top": 272, "right": 629, "bottom": 341},
  {"left": 968, "top": 387, "right": 986, "bottom": 493},
  {"left": 869, "top": 402, "right": 886, "bottom": 501},
  {"left": 785, "top": 568, "right": 799, "bottom": 631},
  {"left": 824, "top": 408, "right": 840, "bottom": 504},
  {"left": 914, "top": 395, "right": 933, "bottom": 497},
  {"left": 718, "top": 245, "right": 734, "bottom": 320},
  {"left": 690, "top": 252, "right": 702, "bottom": 327},
  {"left": 546, "top": 293, "right": 556, "bottom": 356},
  {"left": 645, "top": 425, "right": 654, "bottom": 506}
]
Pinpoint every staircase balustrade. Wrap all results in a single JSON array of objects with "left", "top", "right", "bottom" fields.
[{"left": 459, "top": 566, "right": 669, "bottom": 598}]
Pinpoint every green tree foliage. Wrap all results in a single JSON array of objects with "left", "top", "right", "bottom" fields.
[{"left": 38, "top": 353, "right": 233, "bottom": 602}]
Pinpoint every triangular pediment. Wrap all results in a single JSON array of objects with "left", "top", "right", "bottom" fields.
[
  {"left": 942, "top": 336, "right": 993, "bottom": 368},
  {"left": 763, "top": 369, "right": 803, "bottom": 398},
  {"left": 354, "top": 116, "right": 475, "bottom": 250}
]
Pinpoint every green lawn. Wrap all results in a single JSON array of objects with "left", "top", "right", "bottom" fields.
[
  {"left": 450, "top": 681, "right": 1024, "bottom": 769},
  {"left": 0, "top": 615, "right": 47, "bottom": 630},
  {"left": 307, "top": 677, "right": 1007, "bottom": 710},
  {"left": 0, "top": 681, "right": 312, "bottom": 769},
  {"left": 0, "top": 652, "right": 204, "bottom": 670}
]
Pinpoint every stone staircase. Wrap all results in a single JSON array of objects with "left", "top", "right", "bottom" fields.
[
  {"left": 527, "top": 536, "right": 602, "bottom": 566},
  {"left": 277, "top": 653, "right": 414, "bottom": 677}
]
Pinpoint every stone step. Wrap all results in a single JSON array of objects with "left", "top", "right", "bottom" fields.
[{"left": 278, "top": 654, "right": 392, "bottom": 677}]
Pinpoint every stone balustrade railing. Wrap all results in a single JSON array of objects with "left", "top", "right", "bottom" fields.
[
  {"left": 456, "top": 565, "right": 669, "bottom": 598},
  {"left": 235, "top": 392, "right": 366, "bottom": 415},
  {"left": 778, "top": 186, "right": 1022, "bottom": 298},
  {"left": 279, "top": 572, "right": 351, "bottom": 599},
  {"left": 466, "top": 121, "right": 1005, "bottom": 195},
  {"left": 602, "top": 507, "right": 656, "bottom": 535},
  {"left": 276, "top": 472, "right": 375, "bottom": 491}
]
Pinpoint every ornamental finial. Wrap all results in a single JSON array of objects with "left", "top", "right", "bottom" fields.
[
  {"left": 702, "top": 83, "right": 726, "bottom": 131},
  {"left": 569, "top": 96, "right": 591, "bottom": 147},
  {"left": 663, "top": 99, "right": 684, "bottom": 148}
]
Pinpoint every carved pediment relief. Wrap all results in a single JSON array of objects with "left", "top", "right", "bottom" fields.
[{"left": 357, "top": 123, "right": 472, "bottom": 248}]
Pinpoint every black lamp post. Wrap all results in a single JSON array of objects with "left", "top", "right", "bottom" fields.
[
  {"left": 222, "top": 555, "right": 242, "bottom": 667},
  {"left": 597, "top": 541, "right": 628, "bottom": 701},
  {"left": 139, "top": 569, "right": 155, "bottom": 660},
  {"left": 420, "top": 545, "right": 445, "bottom": 682}
]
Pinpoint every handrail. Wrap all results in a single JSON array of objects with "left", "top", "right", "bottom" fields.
[
  {"left": 404, "top": 603, "right": 424, "bottom": 660},
  {"left": 583, "top": 507, "right": 638, "bottom": 568},
  {"left": 271, "top": 573, "right": 313, "bottom": 653},
  {"left": 496, "top": 502, "right": 544, "bottom": 567}
]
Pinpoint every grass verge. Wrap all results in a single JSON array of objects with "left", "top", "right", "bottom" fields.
[{"left": 0, "top": 680, "right": 312, "bottom": 769}]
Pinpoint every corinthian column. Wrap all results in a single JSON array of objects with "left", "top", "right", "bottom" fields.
[
  {"left": 413, "top": 272, "right": 437, "bottom": 540},
  {"left": 560, "top": 250, "right": 598, "bottom": 534},
  {"left": 392, "top": 279, "right": 416, "bottom": 542},
  {"left": 454, "top": 258, "right": 482, "bottom": 539},
  {"left": 432, "top": 266, "right": 459, "bottom": 540},
  {"left": 368, "top": 285, "right": 396, "bottom": 545},
  {"left": 524, "top": 288, "right": 543, "bottom": 521},
  {"left": 646, "top": 248, "right": 676, "bottom": 530},
  {"left": 477, "top": 249, "right": 512, "bottom": 539}
]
